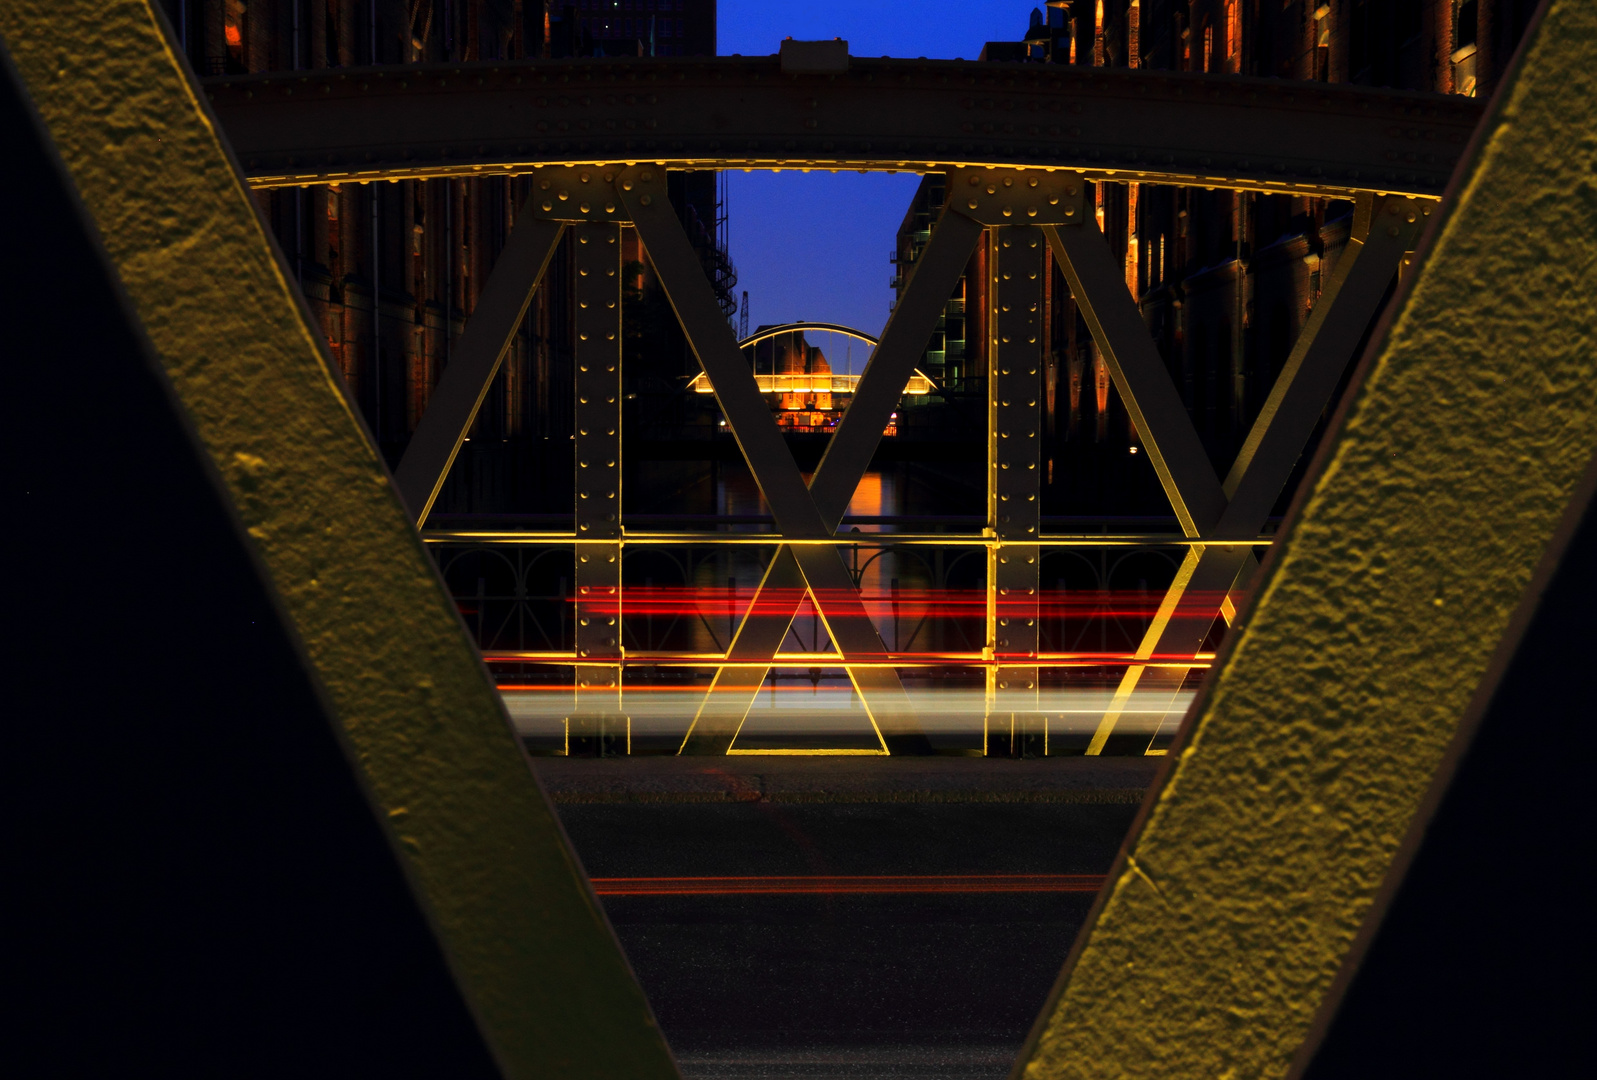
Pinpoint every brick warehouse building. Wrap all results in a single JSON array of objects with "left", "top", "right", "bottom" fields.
[
  {"left": 897, "top": 0, "right": 1538, "bottom": 518},
  {"left": 155, "top": 0, "right": 725, "bottom": 516}
]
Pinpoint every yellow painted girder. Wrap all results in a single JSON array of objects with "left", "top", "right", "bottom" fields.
[
  {"left": 0, "top": 3, "right": 676, "bottom": 1077},
  {"left": 1015, "top": 3, "right": 1597, "bottom": 1077}
]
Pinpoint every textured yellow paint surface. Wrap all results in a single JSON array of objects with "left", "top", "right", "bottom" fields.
[
  {"left": 0, "top": 5, "right": 675, "bottom": 1077},
  {"left": 1018, "top": 5, "right": 1597, "bottom": 1078}
]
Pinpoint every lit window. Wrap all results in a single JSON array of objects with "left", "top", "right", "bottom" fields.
[
  {"left": 1225, "top": 0, "right": 1240, "bottom": 72},
  {"left": 1452, "top": 0, "right": 1480, "bottom": 96},
  {"left": 1125, "top": 183, "right": 1140, "bottom": 299},
  {"left": 223, "top": 0, "right": 246, "bottom": 73},
  {"left": 1127, "top": 0, "right": 1140, "bottom": 69}
]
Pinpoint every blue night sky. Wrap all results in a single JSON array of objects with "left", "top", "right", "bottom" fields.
[{"left": 718, "top": 2, "right": 1037, "bottom": 337}]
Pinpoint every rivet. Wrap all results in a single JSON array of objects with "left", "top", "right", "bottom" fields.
[
  {"left": 559, "top": 190, "right": 569, "bottom": 201},
  {"left": 968, "top": 199, "right": 978, "bottom": 209},
  {"left": 580, "top": 202, "right": 591, "bottom": 213},
  {"left": 640, "top": 194, "right": 653, "bottom": 205}
]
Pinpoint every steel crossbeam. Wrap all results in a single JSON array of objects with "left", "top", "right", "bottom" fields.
[
  {"left": 1046, "top": 193, "right": 1429, "bottom": 754},
  {"left": 207, "top": 57, "right": 1480, "bottom": 203}
]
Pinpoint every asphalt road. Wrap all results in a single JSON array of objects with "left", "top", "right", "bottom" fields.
[{"left": 538, "top": 758, "right": 1158, "bottom": 1080}]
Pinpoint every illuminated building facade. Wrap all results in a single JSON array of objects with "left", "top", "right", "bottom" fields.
[
  {"left": 154, "top": 0, "right": 728, "bottom": 514},
  {"left": 898, "top": 0, "right": 1538, "bottom": 516}
]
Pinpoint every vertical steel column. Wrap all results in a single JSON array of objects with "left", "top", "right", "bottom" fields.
[
  {"left": 568, "top": 220, "right": 626, "bottom": 756},
  {"left": 986, "top": 225, "right": 1046, "bottom": 757}
]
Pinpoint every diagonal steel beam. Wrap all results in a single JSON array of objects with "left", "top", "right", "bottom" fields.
[
  {"left": 0, "top": 5, "right": 679, "bottom": 1072},
  {"left": 617, "top": 166, "right": 932, "bottom": 753},
  {"left": 1048, "top": 195, "right": 1426, "bottom": 753},
  {"left": 1046, "top": 218, "right": 1228, "bottom": 538},
  {"left": 393, "top": 208, "right": 564, "bottom": 525},
  {"left": 1218, "top": 196, "right": 1428, "bottom": 530},
  {"left": 808, "top": 209, "right": 986, "bottom": 519},
  {"left": 679, "top": 209, "right": 985, "bottom": 754}
]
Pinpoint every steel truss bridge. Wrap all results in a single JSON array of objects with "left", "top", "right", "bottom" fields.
[
  {"left": 209, "top": 43, "right": 1473, "bottom": 756},
  {"left": 13, "top": 3, "right": 1592, "bottom": 1075}
]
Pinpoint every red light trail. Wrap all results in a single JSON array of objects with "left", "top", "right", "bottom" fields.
[
  {"left": 587, "top": 874, "right": 1108, "bottom": 896},
  {"left": 539, "top": 585, "right": 1228, "bottom": 620}
]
